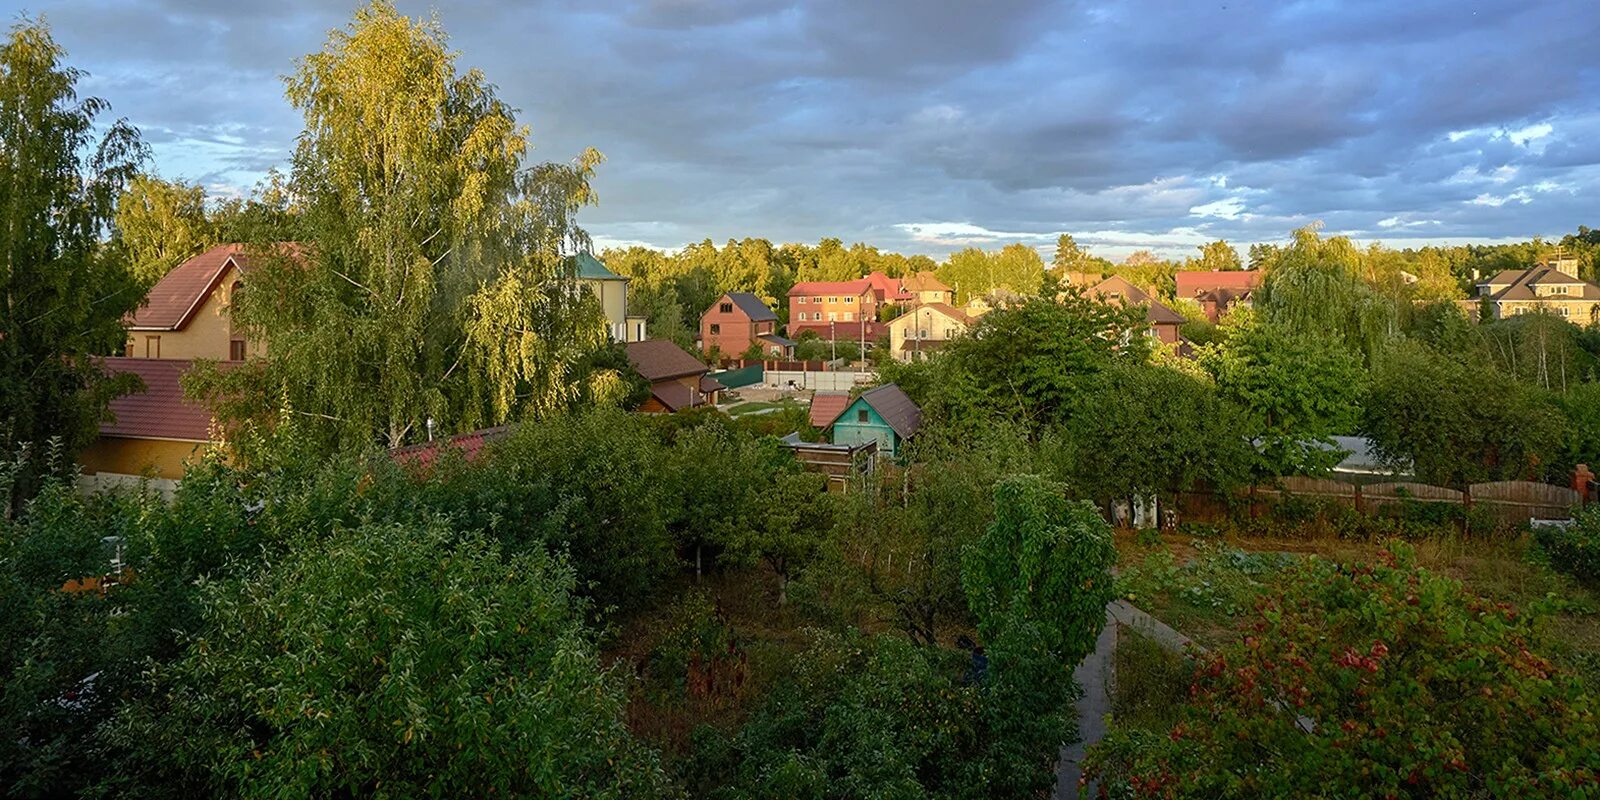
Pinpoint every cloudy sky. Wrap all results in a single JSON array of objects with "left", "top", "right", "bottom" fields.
[{"left": 16, "top": 0, "right": 1600, "bottom": 259}]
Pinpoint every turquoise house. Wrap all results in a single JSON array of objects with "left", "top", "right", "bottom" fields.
[{"left": 822, "top": 383, "right": 922, "bottom": 458}]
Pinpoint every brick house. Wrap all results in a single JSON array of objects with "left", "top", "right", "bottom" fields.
[
  {"left": 1173, "top": 270, "right": 1263, "bottom": 323},
  {"left": 625, "top": 339, "right": 724, "bottom": 413},
  {"left": 1087, "top": 275, "right": 1185, "bottom": 344},
  {"left": 900, "top": 271, "right": 953, "bottom": 305},
  {"left": 700, "top": 292, "right": 792, "bottom": 358},
  {"left": 77, "top": 358, "right": 222, "bottom": 492}
]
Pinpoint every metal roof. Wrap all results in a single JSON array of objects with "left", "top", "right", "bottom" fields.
[
  {"left": 858, "top": 383, "right": 922, "bottom": 440},
  {"left": 574, "top": 251, "right": 627, "bottom": 281},
  {"left": 722, "top": 292, "right": 779, "bottom": 321}
]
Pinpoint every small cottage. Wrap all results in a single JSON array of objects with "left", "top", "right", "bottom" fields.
[{"left": 815, "top": 383, "right": 921, "bottom": 458}]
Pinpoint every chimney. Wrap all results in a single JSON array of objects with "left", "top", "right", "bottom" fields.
[{"left": 1552, "top": 257, "right": 1580, "bottom": 278}]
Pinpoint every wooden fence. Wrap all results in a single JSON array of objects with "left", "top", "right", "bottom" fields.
[{"left": 1179, "top": 477, "right": 1584, "bottom": 531}]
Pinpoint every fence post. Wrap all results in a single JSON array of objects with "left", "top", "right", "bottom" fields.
[
  {"left": 1461, "top": 484, "right": 1472, "bottom": 538},
  {"left": 1354, "top": 484, "right": 1364, "bottom": 515},
  {"left": 1575, "top": 464, "right": 1595, "bottom": 507}
]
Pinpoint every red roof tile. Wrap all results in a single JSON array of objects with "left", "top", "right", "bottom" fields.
[
  {"left": 390, "top": 426, "right": 511, "bottom": 470},
  {"left": 788, "top": 278, "right": 872, "bottom": 296},
  {"left": 1174, "top": 270, "right": 1262, "bottom": 298},
  {"left": 809, "top": 393, "right": 851, "bottom": 429},
  {"left": 98, "top": 358, "right": 215, "bottom": 441},
  {"left": 127, "top": 242, "right": 306, "bottom": 331}
]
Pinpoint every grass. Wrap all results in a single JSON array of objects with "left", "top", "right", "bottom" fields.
[
  {"left": 1110, "top": 624, "right": 1191, "bottom": 733},
  {"left": 722, "top": 400, "right": 784, "bottom": 416}
]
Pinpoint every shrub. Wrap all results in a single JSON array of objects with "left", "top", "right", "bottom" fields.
[
  {"left": 1086, "top": 542, "right": 1600, "bottom": 798},
  {"left": 107, "top": 522, "right": 672, "bottom": 798},
  {"left": 1537, "top": 505, "right": 1600, "bottom": 587}
]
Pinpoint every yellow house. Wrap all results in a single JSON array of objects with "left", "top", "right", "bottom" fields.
[
  {"left": 77, "top": 358, "right": 220, "bottom": 493},
  {"left": 1477, "top": 257, "right": 1600, "bottom": 323},
  {"left": 886, "top": 303, "right": 973, "bottom": 362},
  {"left": 900, "top": 271, "right": 954, "bottom": 305},
  {"left": 124, "top": 243, "right": 286, "bottom": 361},
  {"left": 576, "top": 252, "right": 648, "bottom": 343}
]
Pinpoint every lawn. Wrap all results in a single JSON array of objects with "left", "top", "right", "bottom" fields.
[{"left": 721, "top": 400, "right": 785, "bottom": 417}]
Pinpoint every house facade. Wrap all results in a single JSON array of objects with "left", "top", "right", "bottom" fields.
[
  {"left": 1086, "top": 275, "right": 1184, "bottom": 344},
  {"left": 126, "top": 244, "right": 279, "bottom": 361},
  {"left": 701, "top": 292, "right": 787, "bottom": 357},
  {"left": 625, "top": 339, "right": 723, "bottom": 412},
  {"left": 786, "top": 278, "right": 878, "bottom": 331},
  {"left": 77, "top": 358, "right": 220, "bottom": 492},
  {"left": 1477, "top": 258, "right": 1600, "bottom": 323},
  {"left": 576, "top": 252, "right": 648, "bottom": 343},
  {"left": 885, "top": 303, "right": 973, "bottom": 362},
  {"left": 900, "top": 271, "right": 953, "bottom": 305},
  {"left": 1174, "top": 270, "right": 1262, "bottom": 323},
  {"left": 820, "top": 383, "right": 922, "bottom": 458}
]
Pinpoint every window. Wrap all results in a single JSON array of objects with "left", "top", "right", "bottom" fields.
[
  {"left": 719, "top": 302, "right": 733, "bottom": 313},
  {"left": 230, "top": 339, "right": 246, "bottom": 361},
  {"left": 828, "top": 312, "right": 838, "bottom": 321},
  {"left": 709, "top": 323, "right": 721, "bottom": 334},
  {"left": 857, "top": 409, "right": 869, "bottom": 423},
  {"left": 918, "top": 329, "right": 928, "bottom": 338},
  {"left": 844, "top": 312, "right": 854, "bottom": 321},
  {"left": 845, "top": 296, "right": 855, "bottom": 303},
  {"left": 123, "top": 341, "right": 133, "bottom": 357},
  {"left": 144, "top": 336, "right": 160, "bottom": 358},
  {"left": 798, "top": 296, "right": 808, "bottom": 304},
  {"left": 826, "top": 296, "right": 837, "bottom": 304},
  {"left": 812, "top": 296, "right": 822, "bottom": 304}
]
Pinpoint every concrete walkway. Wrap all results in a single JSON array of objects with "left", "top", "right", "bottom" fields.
[
  {"left": 1054, "top": 609, "right": 1115, "bottom": 799},
  {"left": 1053, "top": 602, "right": 1200, "bottom": 800}
]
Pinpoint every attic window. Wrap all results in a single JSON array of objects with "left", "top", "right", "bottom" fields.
[
  {"left": 857, "top": 409, "right": 869, "bottom": 423},
  {"left": 720, "top": 302, "right": 733, "bottom": 313}
]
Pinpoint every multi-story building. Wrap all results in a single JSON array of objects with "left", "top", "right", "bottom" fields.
[
  {"left": 786, "top": 277, "right": 881, "bottom": 340},
  {"left": 700, "top": 292, "right": 792, "bottom": 357},
  {"left": 885, "top": 303, "right": 974, "bottom": 361},
  {"left": 1477, "top": 257, "right": 1600, "bottom": 323},
  {"left": 575, "top": 252, "right": 648, "bottom": 342},
  {"left": 125, "top": 243, "right": 284, "bottom": 361}
]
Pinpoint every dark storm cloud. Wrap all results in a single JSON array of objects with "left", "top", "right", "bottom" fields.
[{"left": 15, "top": 0, "right": 1600, "bottom": 257}]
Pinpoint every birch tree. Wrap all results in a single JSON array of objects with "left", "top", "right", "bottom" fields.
[
  {"left": 225, "top": 1, "right": 607, "bottom": 448},
  {"left": 0, "top": 19, "right": 145, "bottom": 499}
]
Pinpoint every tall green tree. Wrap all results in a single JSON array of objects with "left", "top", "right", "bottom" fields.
[
  {"left": 220, "top": 1, "right": 606, "bottom": 448},
  {"left": 1202, "top": 310, "right": 1366, "bottom": 476},
  {"left": 0, "top": 19, "right": 145, "bottom": 497},
  {"left": 1194, "top": 239, "right": 1242, "bottom": 271},
  {"left": 111, "top": 174, "right": 212, "bottom": 287},
  {"left": 1363, "top": 341, "right": 1566, "bottom": 485},
  {"left": 1255, "top": 225, "right": 1397, "bottom": 361}
]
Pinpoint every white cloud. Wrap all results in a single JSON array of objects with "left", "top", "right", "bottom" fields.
[
  {"left": 1377, "top": 216, "right": 1439, "bottom": 229},
  {"left": 1189, "top": 196, "right": 1246, "bottom": 220},
  {"left": 1506, "top": 122, "right": 1554, "bottom": 146}
]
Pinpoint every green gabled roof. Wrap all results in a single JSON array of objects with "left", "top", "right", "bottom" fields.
[{"left": 573, "top": 251, "right": 627, "bottom": 281}]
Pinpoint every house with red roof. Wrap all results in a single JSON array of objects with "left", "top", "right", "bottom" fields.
[
  {"left": 76, "top": 358, "right": 222, "bottom": 490},
  {"left": 1086, "top": 276, "right": 1186, "bottom": 344},
  {"left": 786, "top": 277, "right": 878, "bottom": 340},
  {"left": 125, "top": 243, "right": 301, "bottom": 362},
  {"left": 1173, "top": 270, "right": 1263, "bottom": 323},
  {"left": 625, "top": 339, "right": 724, "bottom": 412}
]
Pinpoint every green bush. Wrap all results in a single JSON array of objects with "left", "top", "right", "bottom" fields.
[
  {"left": 1537, "top": 506, "right": 1600, "bottom": 587},
  {"left": 1087, "top": 543, "right": 1600, "bottom": 798},
  {"left": 107, "top": 522, "right": 672, "bottom": 798}
]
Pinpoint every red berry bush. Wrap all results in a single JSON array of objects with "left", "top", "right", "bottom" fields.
[{"left": 1085, "top": 543, "right": 1600, "bottom": 799}]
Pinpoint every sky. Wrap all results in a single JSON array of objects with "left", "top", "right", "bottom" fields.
[{"left": 12, "top": 0, "right": 1600, "bottom": 260}]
